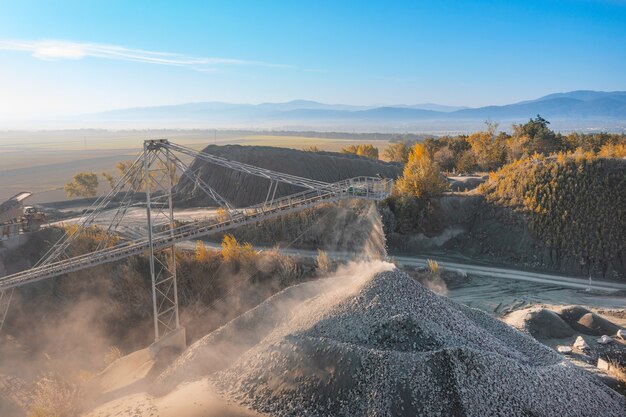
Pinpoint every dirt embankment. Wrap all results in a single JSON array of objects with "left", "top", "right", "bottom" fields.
[
  {"left": 175, "top": 145, "right": 402, "bottom": 207},
  {"left": 385, "top": 194, "right": 626, "bottom": 280},
  {"left": 205, "top": 200, "right": 383, "bottom": 255}
]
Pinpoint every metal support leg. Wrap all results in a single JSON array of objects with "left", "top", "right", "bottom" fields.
[
  {"left": 264, "top": 180, "right": 275, "bottom": 207},
  {"left": 144, "top": 140, "right": 184, "bottom": 350},
  {"left": 0, "top": 289, "right": 14, "bottom": 334},
  {"left": 165, "top": 148, "right": 180, "bottom": 331},
  {"left": 145, "top": 143, "right": 160, "bottom": 341},
  {"left": 270, "top": 181, "right": 279, "bottom": 205}
]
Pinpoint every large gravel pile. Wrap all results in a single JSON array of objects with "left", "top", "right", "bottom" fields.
[
  {"left": 175, "top": 145, "right": 402, "bottom": 207},
  {"left": 160, "top": 263, "right": 626, "bottom": 416}
]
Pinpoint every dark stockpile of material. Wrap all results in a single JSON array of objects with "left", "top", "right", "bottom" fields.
[{"left": 175, "top": 145, "right": 401, "bottom": 207}]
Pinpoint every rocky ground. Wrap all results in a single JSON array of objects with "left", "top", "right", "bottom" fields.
[
  {"left": 4, "top": 261, "right": 624, "bottom": 416},
  {"left": 153, "top": 263, "right": 625, "bottom": 416},
  {"left": 504, "top": 304, "right": 626, "bottom": 395}
]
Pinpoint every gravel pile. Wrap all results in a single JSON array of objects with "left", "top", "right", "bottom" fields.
[
  {"left": 176, "top": 144, "right": 402, "bottom": 207},
  {"left": 161, "top": 263, "right": 626, "bottom": 416}
]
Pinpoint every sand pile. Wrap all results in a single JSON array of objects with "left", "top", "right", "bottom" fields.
[
  {"left": 505, "top": 305, "right": 625, "bottom": 340},
  {"left": 504, "top": 308, "right": 577, "bottom": 339},
  {"left": 558, "top": 306, "right": 623, "bottom": 336},
  {"left": 160, "top": 263, "right": 625, "bottom": 416}
]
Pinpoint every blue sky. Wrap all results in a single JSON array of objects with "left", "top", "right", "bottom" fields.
[{"left": 0, "top": 0, "right": 625, "bottom": 118}]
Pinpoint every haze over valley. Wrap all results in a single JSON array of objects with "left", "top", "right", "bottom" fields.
[{"left": 4, "top": 90, "right": 626, "bottom": 132}]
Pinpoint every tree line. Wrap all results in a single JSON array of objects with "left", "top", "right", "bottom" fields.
[
  {"left": 65, "top": 115, "right": 625, "bottom": 200},
  {"left": 375, "top": 116, "right": 625, "bottom": 277},
  {"left": 339, "top": 115, "right": 625, "bottom": 173}
]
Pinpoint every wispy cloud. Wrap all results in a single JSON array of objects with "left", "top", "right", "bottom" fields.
[{"left": 0, "top": 39, "right": 291, "bottom": 71}]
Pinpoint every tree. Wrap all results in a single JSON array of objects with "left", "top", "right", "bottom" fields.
[
  {"left": 217, "top": 207, "right": 230, "bottom": 222},
  {"left": 221, "top": 234, "right": 257, "bottom": 264},
  {"left": 194, "top": 240, "right": 211, "bottom": 262},
  {"left": 64, "top": 172, "right": 99, "bottom": 198},
  {"left": 422, "top": 137, "right": 444, "bottom": 156},
  {"left": 383, "top": 142, "right": 410, "bottom": 163},
  {"left": 427, "top": 259, "right": 440, "bottom": 275},
  {"left": 116, "top": 160, "right": 143, "bottom": 190},
  {"left": 115, "top": 160, "right": 134, "bottom": 176},
  {"left": 598, "top": 142, "right": 626, "bottom": 158},
  {"left": 394, "top": 144, "right": 449, "bottom": 198},
  {"left": 456, "top": 150, "right": 478, "bottom": 173},
  {"left": 315, "top": 249, "right": 331, "bottom": 274},
  {"left": 433, "top": 146, "right": 456, "bottom": 172},
  {"left": 510, "top": 115, "right": 560, "bottom": 158},
  {"left": 466, "top": 122, "right": 508, "bottom": 171},
  {"left": 448, "top": 137, "right": 471, "bottom": 158},
  {"left": 101, "top": 172, "right": 116, "bottom": 189},
  {"left": 115, "top": 159, "right": 177, "bottom": 191},
  {"left": 341, "top": 144, "right": 379, "bottom": 160}
]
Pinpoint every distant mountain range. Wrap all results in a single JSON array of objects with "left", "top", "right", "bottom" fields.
[{"left": 80, "top": 90, "right": 626, "bottom": 132}]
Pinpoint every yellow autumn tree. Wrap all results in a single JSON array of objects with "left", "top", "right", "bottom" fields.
[
  {"left": 194, "top": 240, "right": 211, "bottom": 262},
  {"left": 114, "top": 159, "right": 177, "bottom": 192},
  {"left": 101, "top": 172, "right": 116, "bottom": 189},
  {"left": 217, "top": 207, "right": 230, "bottom": 222},
  {"left": 221, "top": 234, "right": 257, "bottom": 264},
  {"left": 466, "top": 123, "right": 508, "bottom": 171},
  {"left": 383, "top": 142, "right": 410, "bottom": 163},
  {"left": 598, "top": 142, "right": 626, "bottom": 158},
  {"left": 394, "top": 143, "right": 449, "bottom": 198},
  {"left": 479, "top": 154, "right": 625, "bottom": 274},
  {"left": 341, "top": 144, "right": 379, "bottom": 160},
  {"left": 64, "top": 172, "right": 99, "bottom": 198}
]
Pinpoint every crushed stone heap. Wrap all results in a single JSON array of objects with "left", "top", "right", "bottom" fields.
[
  {"left": 160, "top": 263, "right": 626, "bottom": 416},
  {"left": 175, "top": 144, "right": 402, "bottom": 207}
]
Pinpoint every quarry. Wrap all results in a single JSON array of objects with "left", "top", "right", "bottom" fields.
[
  {"left": 2, "top": 1, "right": 626, "bottom": 415},
  {"left": 0, "top": 140, "right": 624, "bottom": 417}
]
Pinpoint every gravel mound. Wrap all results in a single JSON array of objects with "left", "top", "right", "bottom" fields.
[
  {"left": 556, "top": 306, "right": 623, "bottom": 336},
  {"left": 504, "top": 308, "right": 576, "bottom": 339},
  {"left": 575, "top": 312, "right": 621, "bottom": 336},
  {"left": 557, "top": 305, "right": 594, "bottom": 322},
  {"left": 161, "top": 264, "right": 626, "bottom": 416},
  {"left": 175, "top": 145, "right": 402, "bottom": 207}
]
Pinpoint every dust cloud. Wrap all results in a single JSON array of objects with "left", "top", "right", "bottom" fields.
[{"left": 1, "top": 201, "right": 392, "bottom": 416}]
